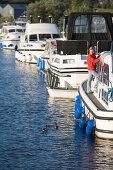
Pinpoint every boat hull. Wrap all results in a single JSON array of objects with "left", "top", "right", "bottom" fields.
[
  {"left": 47, "top": 87, "right": 78, "bottom": 99},
  {"left": 79, "top": 80, "right": 113, "bottom": 139},
  {"left": 15, "top": 50, "right": 44, "bottom": 64},
  {"left": 2, "top": 40, "right": 19, "bottom": 50}
]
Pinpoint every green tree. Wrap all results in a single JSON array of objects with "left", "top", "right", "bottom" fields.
[
  {"left": 81, "top": 0, "right": 94, "bottom": 12},
  {"left": 101, "top": 2, "right": 110, "bottom": 9},
  {"left": 71, "top": 0, "right": 82, "bottom": 12},
  {"left": 27, "top": 0, "right": 71, "bottom": 25},
  {"left": 45, "top": 0, "right": 69, "bottom": 24},
  {"left": 27, "top": 1, "right": 47, "bottom": 23}
]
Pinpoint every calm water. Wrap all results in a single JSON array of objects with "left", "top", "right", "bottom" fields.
[{"left": 0, "top": 49, "right": 113, "bottom": 170}]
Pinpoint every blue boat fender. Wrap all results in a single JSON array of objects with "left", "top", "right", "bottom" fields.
[
  {"left": 39, "top": 60, "right": 42, "bottom": 70},
  {"left": 86, "top": 120, "right": 96, "bottom": 135},
  {"left": 79, "top": 116, "right": 88, "bottom": 128},
  {"left": 74, "top": 95, "right": 84, "bottom": 119},
  {"left": 74, "top": 106, "right": 85, "bottom": 119},
  {"left": 15, "top": 44, "right": 18, "bottom": 51},
  {"left": 75, "top": 96, "right": 82, "bottom": 110},
  {"left": 37, "top": 58, "right": 41, "bottom": 66},
  {"left": 42, "top": 60, "right": 45, "bottom": 70},
  {"left": 0, "top": 43, "right": 2, "bottom": 48}
]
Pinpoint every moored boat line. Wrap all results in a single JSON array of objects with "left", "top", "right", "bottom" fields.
[
  {"left": 15, "top": 22, "right": 61, "bottom": 63},
  {"left": 42, "top": 12, "right": 113, "bottom": 99},
  {"left": 1, "top": 12, "right": 113, "bottom": 139},
  {"left": 0, "top": 22, "right": 26, "bottom": 50}
]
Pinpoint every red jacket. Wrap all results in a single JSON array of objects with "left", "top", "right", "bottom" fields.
[{"left": 87, "top": 53, "right": 100, "bottom": 70}]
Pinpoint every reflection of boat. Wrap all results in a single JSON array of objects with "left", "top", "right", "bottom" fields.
[
  {"left": 15, "top": 23, "right": 61, "bottom": 63},
  {"left": 2, "top": 25, "right": 25, "bottom": 50},
  {"left": 77, "top": 13, "right": 113, "bottom": 139},
  {"left": 46, "top": 12, "right": 112, "bottom": 99}
]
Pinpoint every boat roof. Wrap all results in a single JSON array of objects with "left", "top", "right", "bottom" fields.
[
  {"left": 67, "top": 12, "right": 113, "bottom": 40},
  {"left": 2, "top": 25, "right": 24, "bottom": 30},
  {"left": 25, "top": 23, "right": 60, "bottom": 35},
  {"left": 57, "top": 12, "right": 113, "bottom": 55}
]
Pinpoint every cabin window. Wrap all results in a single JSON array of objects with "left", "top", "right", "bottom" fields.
[
  {"left": 97, "top": 62, "right": 109, "bottom": 85},
  {"left": 9, "top": 29, "right": 15, "bottom": 33},
  {"left": 91, "top": 15, "right": 107, "bottom": 33},
  {"left": 54, "top": 58, "right": 60, "bottom": 63},
  {"left": 81, "top": 55, "right": 87, "bottom": 60},
  {"left": 39, "top": 34, "right": 51, "bottom": 41},
  {"left": 63, "top": 59, "right": 75, "bottom": 64},
  {"left": 74, "top": 15, "right": 88, "bottom": 33},
  {"left": 22, "top": 23, "right": 24, "bottom": 26},
  {"left": 16, "top": 29, "right": 23, "bottom": 32},
  {"left": 16, "top": 23, "right": 26, "bottom": 27},
  {"left": 29, "top": 34, "right": 37, "bottom": 41},
  {"left": 103, "top": 63, "right": 109, "bottom": 85},
  {"left": 53, "top": 34, "right": 60, "bottom": 38}
]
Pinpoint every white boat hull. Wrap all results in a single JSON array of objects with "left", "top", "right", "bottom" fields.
[
  {"left": 15, "top": 50, "right": 44, "bottom": 64},
  {"left": 79, "top": 80, "right": 113, "bottom": 139},
  {"left": 47, "top": 87, "right": 78, "bottom": 99},
  {"left": 2, "top": 40, "right": 19, "bottom": 50}
]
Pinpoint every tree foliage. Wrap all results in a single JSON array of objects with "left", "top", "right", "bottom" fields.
[
  {"left": 0, "top": 0, "right": 35, "bottom": 4},
  {"left": 27, "top": 0, "right": 71, "bottom": 24},
  {"left": 1, "top": 0, "right": 113, "bottom": 27},
  {"left": 27, "top": 0, "right": 95, "bottom": 25}
]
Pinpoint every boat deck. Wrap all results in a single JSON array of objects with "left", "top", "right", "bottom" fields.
[{"left": 82, "top": 81, "right": 106, "bottom": 110}]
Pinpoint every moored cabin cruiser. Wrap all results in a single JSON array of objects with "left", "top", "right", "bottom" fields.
[
  {"left": 14, "top": 21, "right": 26, "bottom": 28},
  {"left": 2, "top": 25, "right": 25, "bottom": 50},
  {"left": 15, "top": 23, "right": 61, "bottom": 63},
  {"left": 0, "top": 22, "right": 12, "bottom": 43},
  {"left": 46, "top": 12, "right": 113, "bottom": 99},
  {"left": 77, "top": 13, "right": 113, "bottom": 139}
]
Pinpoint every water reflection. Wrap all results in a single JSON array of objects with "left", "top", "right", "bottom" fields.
[{"left": 0, "top": 49, "right": 113, "bottom": 169}]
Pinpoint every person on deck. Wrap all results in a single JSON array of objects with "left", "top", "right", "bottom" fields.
[{"left": 87, "top": 47, "right": 102, "bottom": 94}]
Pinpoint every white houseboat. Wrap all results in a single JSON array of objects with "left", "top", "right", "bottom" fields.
[
  {"left": 78, "top": 13, "right": 113, "bottom": 139},
  {"left": 15, "top": 23, "right": 60, "bottom": 63},
  {"left": 2, "top": 25, "right": 25, "bottom": 50},
  {"left": 46, "top": 12, "right": 113, "bottom": 99}
]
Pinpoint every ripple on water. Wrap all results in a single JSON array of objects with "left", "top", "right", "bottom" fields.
[{"left": 0, "top": 50, "right": 113, "bottom": 169}]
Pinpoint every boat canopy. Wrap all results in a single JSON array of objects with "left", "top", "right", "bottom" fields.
[
  {"left": 57, "top": 12, "right": 113, "bottom": 55},
  {"left": 67, "top": 12, "right": 113, "bottom": 41},
  {"left": 25, "top": 23, "right": 60, "bottom": 35}
]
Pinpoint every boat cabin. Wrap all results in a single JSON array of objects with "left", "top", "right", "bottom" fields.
[
  {"left": 2, "top": 25, "right": 25, "bottom": 34},
  {"left": 25, "top": 23, "right": 61, "bottom": 43},
  {"left": 57, "top": 12, "right": 113, "bottom": 55},
  {"left": 15, "top": 21, "right": 27, "bottom": 27}
]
